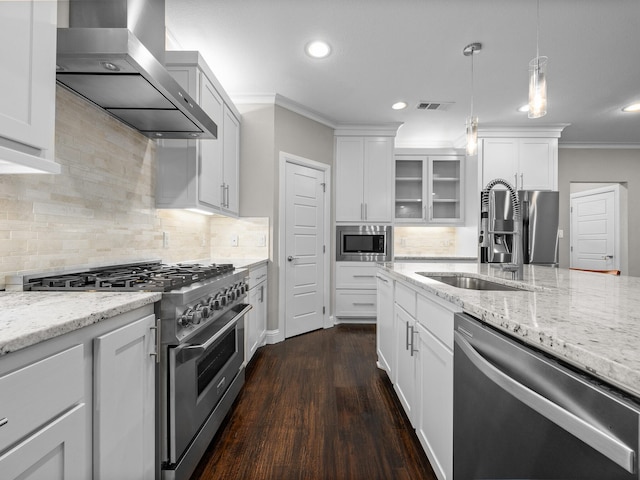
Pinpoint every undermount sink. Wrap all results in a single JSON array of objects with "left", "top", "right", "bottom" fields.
[{"left": 417, "top": 273, "right": 532, "bottom": 292}]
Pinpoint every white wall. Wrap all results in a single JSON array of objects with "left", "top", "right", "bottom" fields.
[{"left": 558, "top": 148, "right": 640, "bottom": 276}]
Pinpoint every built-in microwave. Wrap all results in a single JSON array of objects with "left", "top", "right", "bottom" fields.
[{"left": 336, "top": 225, "right": 392, "bottom": 262}]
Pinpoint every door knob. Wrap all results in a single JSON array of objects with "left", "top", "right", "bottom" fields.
[
  {"left": 603, "top": 255, "right": 614, "bottom": 260},
  {"left": 287, "top": 256, "right": 295, "bottom": 262}
]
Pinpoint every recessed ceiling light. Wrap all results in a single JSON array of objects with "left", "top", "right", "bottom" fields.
[
  {"left": 622, "top": 103, "right": 640, "bottom": 112},
  {"left": 518, "top": 104, "right": 530, "bottom": 113},
  {"left": 305, "top": 41, "right": 331, "bottom": 59},
  {"left": 392, "top": 102, "right": 408, "bottom": 110}
]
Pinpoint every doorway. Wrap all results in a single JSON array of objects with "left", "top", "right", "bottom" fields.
[
  {"left": 569, "top": 183, "right": 627, "bottom": 273},
  {"left": 279, "top": 152, "right": 331, "bottom": 338}
]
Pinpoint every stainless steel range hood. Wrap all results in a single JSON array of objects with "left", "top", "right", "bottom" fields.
[{"left": 56, "top": 0, "right": 217, "bottom": 140}]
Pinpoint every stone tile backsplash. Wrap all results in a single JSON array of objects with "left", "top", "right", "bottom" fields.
[
  {"left": 0, "top": 87, "right": 267, "bottom": 289},
  {"left": 393, "top": 226, "right": 458, "bottom": 257}
]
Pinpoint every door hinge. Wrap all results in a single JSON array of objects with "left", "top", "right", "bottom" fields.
[
  {"left": 570, "top": 246, "right": 573, "bottom": 252},
  {"left": 323, "top": 306, "right": 325, "bottom": 314},
  {"left": 570, "top": 206, "right": 573, "bottom": 213},
  {"left": 323, "top": 245, "right": 326, "bottom": 253},
  {"left": 320, "top": 182, "right": 326, "bottom": 193}
]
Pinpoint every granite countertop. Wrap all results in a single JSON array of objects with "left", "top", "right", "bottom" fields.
[
  {"left": 0, "top": 291, "right": 161, "bottom": 356},
  {"left": 380, "top": 262, "right": 640, "bottom": 398}
]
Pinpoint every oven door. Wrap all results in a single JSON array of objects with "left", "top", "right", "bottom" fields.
[{"left": 168, "top": 303, "right": 250, "bottom": 463}]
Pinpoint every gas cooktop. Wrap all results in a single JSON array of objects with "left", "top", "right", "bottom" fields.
[{"left": 20, "top": 261, "right": 235, "bottom": 292}]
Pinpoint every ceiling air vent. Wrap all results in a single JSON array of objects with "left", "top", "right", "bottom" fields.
[{"left": 416, "top": 101, "right": 454, "bottom": 111}]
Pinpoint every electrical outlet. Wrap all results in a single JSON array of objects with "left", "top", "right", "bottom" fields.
[
  {"left": 163, "top": 231, "right": 170, "bottom": 248},
  {"left": 231, "top": 234, "right": 239, "bottom": 247},
  {"left": 558, "top": 229, "right": 564, "bottom": 239},
  {"left": 400, "top": 237, "right": 407, "bottom": 247},
  {"left": 257, "top": 233, "right": 266, "bottom": 247}
]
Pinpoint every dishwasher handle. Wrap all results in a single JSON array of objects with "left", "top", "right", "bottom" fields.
[{"left": 454, "top": 330, "right": 636, "bottom": 473}]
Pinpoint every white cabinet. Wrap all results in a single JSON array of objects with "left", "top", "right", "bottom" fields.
[
  {"left": 335, "top": 136, "right": 394, "bottom": 222},
  {"left": 395, "top": 154, "right": 464, "bottom": 224},
  {"left": 246, "top": 263, "right": 268, "bottom": 363},
  {"left": 0, "top": 0, "right": 60, "bottom": 174},
  {"left": 376, "top": 267, "right": 459, "bottom": 480},
  {"left": 335, "top": 262, "right": 378, "bottom": 319},
  {"left": 414, "top": 292, "right": 460, "bottom": 480},
  {"left": 376, "top": 271, "right": 394, "bottom": 374},
  {"left": 222, "top": 104, "right": 240, "bottom": 215},
  {"left": 393, "top": 281, "right": 417, "bottom": 422},
  {"left": 0, "top": 345, "right": 86, "bottom": 480},
  {"left": 156, "top": 51, "right": 240, "bottom": 216},
  {"left": 0, "top": 405, "right": 86, "bottom": 480},
  {"left": 479, "top": 137, "right": 558, "bottom": 190},
  {"left": 0, "top": 305, "right": 156, "bottom": 480},
  {"left": 93, "top": 314, "right": 157, "bottom": 480}
]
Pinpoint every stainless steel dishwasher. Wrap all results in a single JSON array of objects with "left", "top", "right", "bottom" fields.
[{"left": 453, "top": 312, "right": 640, "bottom": 479}]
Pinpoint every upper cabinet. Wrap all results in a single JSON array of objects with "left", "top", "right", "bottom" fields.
[
  {"left": 478, "top": 127, "right": 566, "bottom": 191},
  {"left": 156, "top": 51, "right": 241, "bottom": 217},
  {"left": 335, "top": 135, "right": 394, "bottom": 223},
  {"left": 0, "top": 0, "right": 60, "bottom": 174},
  {"left": 395, "top": 153, "right": 464, "bottom": 225}
]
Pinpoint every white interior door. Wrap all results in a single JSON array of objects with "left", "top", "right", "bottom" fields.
[
  {"left": 285, "top": 161, "right": 325, "bottom": 338},
  {"left": 570, "top": 187, "right": 619, "bottom": 271}
]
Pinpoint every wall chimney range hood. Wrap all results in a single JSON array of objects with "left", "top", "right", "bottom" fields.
[{"left": 56, "top": 0, "right": 217, "bottom": 140}]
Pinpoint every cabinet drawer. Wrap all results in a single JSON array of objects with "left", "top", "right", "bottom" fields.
[
  {"left": 249, "top": 264, "right": 268, "bottom": 288},
  {"left": 417, "top": 293, "right": 460, "bottom": 350},
  {"left": 335, "top": 290, "right": 377, "bottom": 317},
  {"left": 336, "top": 263, "right": 378, "bottom": 289},
  {"left": 395, "top": 281, "right": 417, "bottom": 317},
  {"left": 0, "top": 345, "right": 84, "bottom": 453}
]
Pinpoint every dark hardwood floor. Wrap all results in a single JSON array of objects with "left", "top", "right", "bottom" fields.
[{"left": 190, "top": 324, "right": 437, "bottom": 480}]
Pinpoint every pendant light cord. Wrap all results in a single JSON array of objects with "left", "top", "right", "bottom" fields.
[
  {"left": 470, "top": 48, "right": 474, "bottom": 118},
  {"left": 536, "top": 0, "right": 540, "bottom": 63}
]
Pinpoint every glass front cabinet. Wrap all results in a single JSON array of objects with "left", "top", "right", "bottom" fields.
[{"left": 394, "top": 154, "right": 464, "bottom": 224}]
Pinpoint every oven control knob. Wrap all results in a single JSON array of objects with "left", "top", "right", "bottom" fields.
[
  {"left": 178, "top": 308, "right": 194, "bottom": 327},
  {"left": 228, "top": 289, "right": 237, "bottom": 301},
  {"left": 195, "top": 303, "right": 210, "bottom": 320},
  {"left": 219, "top": 294, "right": 228, "bottom": 307}
]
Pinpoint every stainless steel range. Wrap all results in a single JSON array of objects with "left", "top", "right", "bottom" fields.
[{"left": 17, "top": 261, "right": 250, "bottom": 480}]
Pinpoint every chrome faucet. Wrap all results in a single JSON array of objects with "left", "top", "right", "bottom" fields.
[{"left": 479, "top": 178, "right": 523, "bottom": 280}]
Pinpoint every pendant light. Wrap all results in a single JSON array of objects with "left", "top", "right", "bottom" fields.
[
  {"left": 463, "top": 42, "right": 481, "bottom": 156},
  {"left": 528, "top": 0, "right": 547, "bottom": 118}
]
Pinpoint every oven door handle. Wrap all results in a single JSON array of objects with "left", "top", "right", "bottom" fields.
[{"left": 175, "top": 304, "right": 252, "bottom": 363}]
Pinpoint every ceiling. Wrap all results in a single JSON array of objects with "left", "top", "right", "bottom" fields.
[{"left": 165, "top": 0, "right": 640, "bottom": 148}]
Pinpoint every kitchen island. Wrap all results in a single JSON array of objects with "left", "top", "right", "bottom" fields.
[{"left": 380, "top": 262, "right": 640, "bottom": 399}]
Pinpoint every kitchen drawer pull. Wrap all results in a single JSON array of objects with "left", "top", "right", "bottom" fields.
[
  {"left": 410, "top": 326, "right": 418, "bottom": 356},
  {"left": 0, "top": 417, "right": 7, "bottom": 428},
  {"left": 352, "top": 302, "right": 375, "bottom": 306},
  {"left": 376, "top": 275, "right": 389, "bottom": 283},
  {"left": 353, "top": 274, "right": 375, "bottom": 278},
  {"left": 256, "top": 274, "right": 267, "bottom": 280}
]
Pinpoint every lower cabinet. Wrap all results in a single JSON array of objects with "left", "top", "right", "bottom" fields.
[
  {"left": 0, "top": 305, "right": 157, "bottom": 480},
  {"left": 246, "top": 263, "right": 268, "bottom": 363},
  {"left": 376, "top": 271, "right": 394, "bottom": 374},
  {"left": 0, "top": 404, "right": 86, "bottom": 480},
  {"left": 377, "top": 268, "right": 459, "bottom": 480},
  {"left": 335, "top": 262, "right": 378, "bottom": 319},
  {"left": 94, "top": 314, "right": 157, "bottom": 480},
  {"left": 393, "top": 302, "right": 417, "bottom": 422}
]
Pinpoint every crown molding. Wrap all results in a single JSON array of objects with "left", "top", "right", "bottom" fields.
[
  {"left": 477, "top": 123, "right": 570, "bottom": 138},
  {"left": 334, "top": 122, "right": 403, "bottom": 137},
  {"left": 558, "top": 142, "right": 640, "bottom": 149},
  {"left": 231, "top": 93, "right": 337, "bottom": 128}
]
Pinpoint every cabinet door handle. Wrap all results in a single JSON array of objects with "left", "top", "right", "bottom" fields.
[
  {"left": 149, "top": 319, "right": 160, "bottom": 363},
  {"left": 220, "top": 184, "right": 226, "bottom": 207},
  {"left": 225, "top": 184, "right": 230, "bottom": 208},
  {"left": 376, "top": 275, "right": 389, "bottom": 283},
  {"left": 353, "top": 302, "right": 375, "bottom": 306},
  {"left": 353, "top": 274, "right": 375, "bottom": 278},
  {"left": 410, "top": 326, "right": 418, "bottom": 356},
  {"left": 364, "top": 203, "right": 368, "bottom": 220},
  {"left": 0, "top": 417, "right": 7, "bottom": 428},
  {"left": 405, "top": 321, "right": 410, "bottom": 351},
  {"left": 259, "top": 285, "right": 264, "bottom": 302}
]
